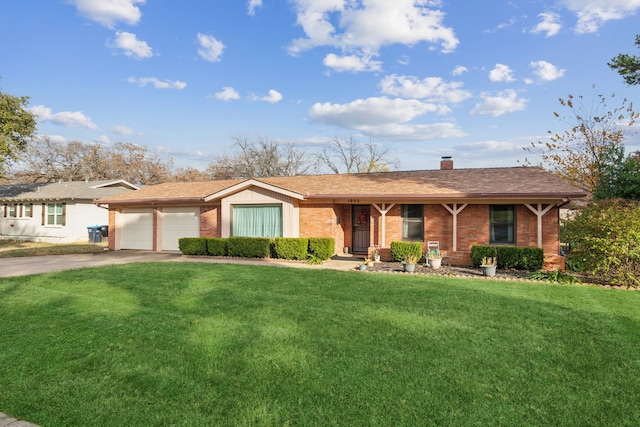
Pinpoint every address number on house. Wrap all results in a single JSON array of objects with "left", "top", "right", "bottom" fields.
[{"left": 348, "top": 199, "right": 360, "bottom": 204}]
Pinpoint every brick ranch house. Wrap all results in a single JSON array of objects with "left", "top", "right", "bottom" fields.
[{"left": 96, "top": 160, "right": 586, "bottom": 268}]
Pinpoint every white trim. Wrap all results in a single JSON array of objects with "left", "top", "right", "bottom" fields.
[
  {"left": 203, "top": 179, "right": 304, "bottom": 202},
  {"left": 524, "top": 203, "right": 555, "bottom": 248},
  {"left": 441, "top": 203, "right": 468, "bottom": 252},
  {"left": 90, "top": 180, "right": 140, "bottom": 190},
  {"left": 372, "top": 203, "right": 395, "bottom": 247}
]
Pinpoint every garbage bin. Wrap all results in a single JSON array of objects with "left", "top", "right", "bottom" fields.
[
  {"left": 87, "top": 226, "right": 102, "bottom": 243},
  {"left": 100, "top": 225, "right": 109, "bottom": 238}
]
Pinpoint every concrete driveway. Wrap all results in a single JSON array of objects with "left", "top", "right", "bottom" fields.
[{"left": 0, "top": 251, "right": 362, "bottom": 278}]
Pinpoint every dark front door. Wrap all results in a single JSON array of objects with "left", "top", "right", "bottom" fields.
[{"left": 352, "top": 205, "right": 370, "bottom": 253}]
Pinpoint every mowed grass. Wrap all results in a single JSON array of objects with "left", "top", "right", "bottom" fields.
[{"left": 1, "top": 263, "right": 640, "bottom": 426}]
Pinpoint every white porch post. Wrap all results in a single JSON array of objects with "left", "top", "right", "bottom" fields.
[
  {"left": 441, "top": 203, "right": 468, "bottom": 252},
  {"left": 524, "top": 203, "right": 554, "bottom": 248},
  {"left": 372, "top": 203, "right": 395, "bottom": 247}
]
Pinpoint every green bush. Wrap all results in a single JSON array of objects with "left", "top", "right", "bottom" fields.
[
  {"left": 308, "top": 238, "right": 335, "bottom": 261},
  {"left": 273, "top": 238, "right": 309, "bottom": 260},
  {"left": 471, "top": 245, "right": 543, "bottom": 270},
  {"left": 390, "top": 241, "right": 423, "bottom": 262},
  {"left": 178, "top": 238, "right": 208, "bottom": 256},
  {"left": 563, "top": 198, "right": 640, "bottom": 288},
  {"left": 226, "top": 237, "right": 272, "bottom": 258},
  {"left": 206, "top": 238, "right": 227, "bottom": 256}
]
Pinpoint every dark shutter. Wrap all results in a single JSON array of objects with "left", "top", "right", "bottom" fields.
[
  {"left": 41, "top": 203, "right": 45, "bottom": 225},
  {"left": 61, "top": 203, "right": 66, "bottom": 226}
]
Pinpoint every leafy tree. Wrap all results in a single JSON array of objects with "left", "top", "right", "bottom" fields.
[
  {"left": 0, "top": 89, "right": 37, "bottom": 178},
  {"left": 608, "top": 34, "right": 640, "bottom": 85},
  {"left": 11, "top": 137, "right": 172, "bottom": 185},
  {"left": 523, "top": 90, "right": 638, "bottom": 193},
  {"left": 316, "top": 136, "right": 398, "bottom": 174},
  {"left": 205, "top": 136, "right": 313, "bottom": 180},
  {"left": 563, "top": 199, "right": 640, "bottom": 288},
  {"left": 594, "top": 150, "right": 640, "bottom": 200}
]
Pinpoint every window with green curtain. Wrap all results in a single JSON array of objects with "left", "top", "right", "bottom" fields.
[
  {"left": 402, "top": 204, "right": 424, "bottom": 241},
  {"left": 490, "top": 205, "right": 515, "bottom": 244},
  {"left": 232, "top": 204, "right": 283, "bottom": 237},
  {"left": 47, "top": 203, "right": 64, "bottom": 226}
]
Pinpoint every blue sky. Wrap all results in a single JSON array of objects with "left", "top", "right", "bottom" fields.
[{"left": 1, "top": 0, "right": 639, "bottom": 172}]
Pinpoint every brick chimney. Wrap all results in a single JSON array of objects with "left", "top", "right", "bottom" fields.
[{"left": 440, "top": 156, "right": 453, "bottom": 170}]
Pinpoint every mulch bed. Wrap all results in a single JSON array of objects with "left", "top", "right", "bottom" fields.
[{"left": 358, "top": 261, "right": 532, "bottom": 280}]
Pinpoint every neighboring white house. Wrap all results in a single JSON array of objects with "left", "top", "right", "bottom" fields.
[{"left": 0, "top": 180, "right": 139, "bottom": 243}]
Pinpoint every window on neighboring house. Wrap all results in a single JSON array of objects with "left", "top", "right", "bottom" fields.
[
  {"left": 46, "top": 203, "right": 65, "bottom": 226},
  {"left": 490, "top": 205, "right": 515, "bottom": 244},
  {"left": 402, "top": 204, "right": 424, "bottom": 241},
  {"left": 232, "top": 204, "right": 282, "bottom": 237},
  {"left": 8, "top": 204, "right": 16, "bottom": 218},
  {"left": 23, "top": 203, "right": 32, "bottom": 218}
]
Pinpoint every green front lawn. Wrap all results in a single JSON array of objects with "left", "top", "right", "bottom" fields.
[{"left": 1, "top": 263, "right": 639, "bottom": 426}]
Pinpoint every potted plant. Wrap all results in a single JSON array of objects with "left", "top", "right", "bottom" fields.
[
  {"left": 364, "top": 257, "right": 374, "bottom": 267},
  {"left": 371, "top": 246, "right": 381, "bottom": 262},
  {"left": 481, "top": 256, "right": 497, "bottom": 277},
  {"left": 359, "top": 261, "right": 367, "bottom": 271},
  {"left": 402, "top": 253, "right": 420, "bottom": 273},
  {"left": 427, "top": 249, "right": 442, "bottom": 270}
]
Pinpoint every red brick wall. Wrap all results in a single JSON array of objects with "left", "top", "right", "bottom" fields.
[
  {"left": 200, "top": 205, "right": 221, "bottom": 238},
  {"left": 299, "top": 204, "right": 345, "bottom": 255}
]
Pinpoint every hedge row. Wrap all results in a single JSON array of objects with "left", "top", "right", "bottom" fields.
[
  {"left": 178, "top": 237, "right": 335, "bottom": 261},
  {"left": 471, "top": 245, "right": 544, "bottom": 270},
  {"left": 389, "top": 241, "right": 424, "bottom": 263}
]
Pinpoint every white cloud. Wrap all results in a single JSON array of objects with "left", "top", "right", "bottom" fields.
[
  {"left": 127, "top": 77, "right": 187, "bottom": 89},
  {"left": 470, "top": 89, "right": 527, "bottom": 117},
  {"left": 379, "top": 74, "right": 472, "bottom": 104},
  {"left": 529, "top": 60, "right": 566, "bottom": 81},
  {"left": 70, "top": 0, "right": 145, "bottom": 28},
  {"left": 452, "top": 65, "right": 468, "bottom": 76},
  {"left": 260, "top": 89, "right": 283, "bottom": 103},
  {"left": 94, "top": 135, "right": 111, "bottom": 144},
  {"left": 212, "top": 87, "right": 241, "bottom": 101},
  {"left": 248, "top": 0, "right": 262, "bottom": 15},
  {"left": 113, "top": 125, "right": 140, "bottom": 135},
  {"left": 559, "top": 0, "right": 640, "bottom": 33},
  {"left": 531, "top": 12, "right": 562, "bottom": 37},
  {"left": 112, "top": 31, "right": 153, "bottom": 59},
  {"left": 489, "top": 64, "right": 515, "bottom": 82},
  {"left": 288, "top": 0, "right": 459, "bottom": 61},
  {"left": 29, "top": 105, "right": 98, "bottom": 129},
  {"left": 197, "top": 33, "right": 225, "bottom": 62},
  {"left": 323, "top": 53, "right": 382, "bottom": 72},
  {"left": 308, "top": 96, "right": 466, "bottom": 140}
]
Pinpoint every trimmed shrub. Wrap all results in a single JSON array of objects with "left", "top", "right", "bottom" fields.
[
  {"left": 206, "top": 238, "right": 227, "bottom": 256},
  {"left": 178, "top": 238, "right": 208, "bottom": 256},
  {"left": 226, "top": 237, "right": 272, "bottom": 258},
  {"left": 308, "top": 238, "right": 335, "bottom": 261},
  {"left": 471, "top": 245, "right": 543, "bottom": 270},
  {"left": 390, "top": 241, "right": 423, "bottom": 262},
  {"left": 273, "top": 238, "right": 309, "bottom": 260}
]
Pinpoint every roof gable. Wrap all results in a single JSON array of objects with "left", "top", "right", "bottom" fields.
[
  {"left": 96, "top": 167, "right": 587, "bottom": 205},
  {"left": 0, "top": 180, "right": 139, "bottom": 201}
]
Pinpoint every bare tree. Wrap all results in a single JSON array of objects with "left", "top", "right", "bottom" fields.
[
  {"left": 205, "top": 136, "right": 314, "bottom": 180},
  {"left": 316, "top": 136, "right": 398, "bottom": 174},
  {"left": 172, "top": 166, "right": 212, "bottom": 182},
  {"left": 11, "top": 137, "right": 173, "bottom": 185}
]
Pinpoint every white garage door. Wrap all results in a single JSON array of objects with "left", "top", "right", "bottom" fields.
[
  {"left": 161, "top": 207, "right": 200, "bottom": 251},
  {"left": 119, "top": 208, "right": 153, "bottom": 250}
]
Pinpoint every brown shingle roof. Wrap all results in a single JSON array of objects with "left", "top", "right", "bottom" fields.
[{"left": 97, "top": 167, "right": 586, "bottom": 205}]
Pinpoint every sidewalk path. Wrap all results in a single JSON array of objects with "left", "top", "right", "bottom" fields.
[{"left": 0, "top": 250, "right": 362, "bottom": 278}]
